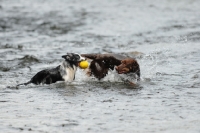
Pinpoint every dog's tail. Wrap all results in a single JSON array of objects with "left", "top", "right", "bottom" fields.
[{"left": 16, "top": 81, "right": 32, "bottom": 86}]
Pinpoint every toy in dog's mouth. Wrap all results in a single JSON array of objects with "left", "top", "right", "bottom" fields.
[{"left": 78, "top": 60, "right": 89, "bottom": 69}]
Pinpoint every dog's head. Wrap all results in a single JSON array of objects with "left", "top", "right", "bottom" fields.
[
  {"left": 115, "top": 58, "right": 140, "bottom": 77},
  {"left": 62, "top": 53, "right": 85, "bottom": 64}
]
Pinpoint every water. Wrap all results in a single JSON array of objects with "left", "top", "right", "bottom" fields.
[{"left": 0, "top": 0, "right": 200, "bottom": 132}]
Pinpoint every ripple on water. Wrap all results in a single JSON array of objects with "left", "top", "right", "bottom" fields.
[{"left": 1, "top": 0, "right": 200, "bottom": 132}]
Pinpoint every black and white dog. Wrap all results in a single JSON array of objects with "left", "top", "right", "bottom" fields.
[{"left": 17, "top": 53, "right": 85, "bottom": 86}]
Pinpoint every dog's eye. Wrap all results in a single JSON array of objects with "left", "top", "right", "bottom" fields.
[
  {"left": 122, "top": 60, "right": 126, "bottom": 64},
  {"left": 74, "top": 54, "right": 80, "bottom": 60}
]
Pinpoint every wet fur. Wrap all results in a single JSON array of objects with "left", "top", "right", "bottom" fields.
[
  {"left": 17, "top": 53, "right": 85, "bottom": 86},
  {"left": 81, "top": 53, "right": 140, "bottom": 82}
]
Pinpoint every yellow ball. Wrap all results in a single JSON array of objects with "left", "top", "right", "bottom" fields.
[{"left": 79, "top": 60, "right": 89, "bottom": 69}]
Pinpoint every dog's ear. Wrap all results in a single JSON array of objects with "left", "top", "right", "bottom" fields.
[
  {"left": 90, "top": 60, "right": 109, "bottom": 80},
  {"left": 62, "top": 55, "right": 70, "bottom": 60},
  {"left": 62, "top": 53, "right": 75, "bottom": 60}
]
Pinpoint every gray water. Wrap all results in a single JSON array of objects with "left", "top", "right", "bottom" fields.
[{"left": 0, "top": 0, "right": 200, "bottom": 132}]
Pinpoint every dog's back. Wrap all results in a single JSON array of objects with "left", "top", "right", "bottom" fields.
[{"left": 30, "top": 66, "right": 63, "bottom": 85}]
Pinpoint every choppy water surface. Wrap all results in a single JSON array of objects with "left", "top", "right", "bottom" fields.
[{"left": 0, "top": 0, "right": 200, "bottom": 132}]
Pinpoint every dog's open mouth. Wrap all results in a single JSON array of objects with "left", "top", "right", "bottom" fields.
[{"left": 117, "top": 71, "right": 127, "bottom": 74}]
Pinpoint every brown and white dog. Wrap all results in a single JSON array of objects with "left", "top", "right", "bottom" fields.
[{"left": 81, "top": 53, "right": 140, "bottom": 85}]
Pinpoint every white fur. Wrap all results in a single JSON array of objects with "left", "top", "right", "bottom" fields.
[
  {"left": 79, "top": 54, "right": 85, "bottom": 61},
  {"left": 59, "top": 61, "right": 77, "bottom": 82},
  {"left": 95, "top": 62, "right": 102, "bottom": 71},
  {"left": 63, "top": 65, "right": 77, "bottom": 81}
]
